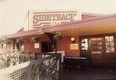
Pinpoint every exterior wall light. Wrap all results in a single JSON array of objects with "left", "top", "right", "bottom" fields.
[{"left": 71, "top": 37, "right": 76, "bottom": 43}]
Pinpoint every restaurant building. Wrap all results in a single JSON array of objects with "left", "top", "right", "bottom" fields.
[{"left": 2, "top": 10, "right": 116, "bottom": 69}]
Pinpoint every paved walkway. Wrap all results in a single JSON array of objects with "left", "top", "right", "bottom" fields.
[{"left": 62, "top": 68, "right": 116, "bottom": 80}]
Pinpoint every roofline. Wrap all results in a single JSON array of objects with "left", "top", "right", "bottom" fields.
[
  {"left": 43, "top": 13, "right": 116, "bottom": 32},
  {"left": 5, "top": 13, "right": 116, "bottom": 38},
  {"left": 82, "top": 12, "right": 107, "bottom": 17},
  {"left": 6, "top": 29, "right": 39, "bottom": 38}
]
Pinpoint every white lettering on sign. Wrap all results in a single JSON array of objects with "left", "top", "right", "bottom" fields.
[{"left": 29, "top": 10, "right": 82, "bottom": 30}]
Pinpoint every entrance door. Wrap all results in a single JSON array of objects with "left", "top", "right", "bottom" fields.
[
  {"left": 41, "top": 41, "right": 52, "bottom": 52},
  {"left": 80, "top": 36, "right": 116, "bottom": 69},
  {"left": 90, "top": 37, "right": 105, "bottom": 68}
]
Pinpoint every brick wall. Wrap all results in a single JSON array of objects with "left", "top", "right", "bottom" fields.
[
  {"left": 57, "top": 36, "right": 80, "bottom": 56},
  {"left": 23, "top": 36, "right": 50, "bottom": 53},
  {"left": 23, "top": 36, "right": 80, "bottom": 56}
]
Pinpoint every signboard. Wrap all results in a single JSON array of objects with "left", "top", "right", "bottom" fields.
[
  {"left": 70, "top": 44, "right": 78, "bottom": 50},
  {"left": 29, "top": 10, "right": 82, "bottom": 30}
]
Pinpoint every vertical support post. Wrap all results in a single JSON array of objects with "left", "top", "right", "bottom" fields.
[
  {"left": 53, "top": 35, "right": 57, "bottom": 54},
  {"left": 52, "top": 38, "right": 57, "bottom": 54},
  {"left": 55, "top": 39, "right": 57, "bottom": 54},
  {"left": 58, "top": 53, "right": 62, "bottom": 80},
  {"left": 45, "top": 32, "right": 62, "bottom": 54}
]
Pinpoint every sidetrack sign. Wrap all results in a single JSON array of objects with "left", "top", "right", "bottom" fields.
[{"left": 29, "top": 10, "right": 82, "bottom": 30}]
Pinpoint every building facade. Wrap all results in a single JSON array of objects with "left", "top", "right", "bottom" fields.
[{"left": 2, "top": 10, "right": 116, "bottom": 68}]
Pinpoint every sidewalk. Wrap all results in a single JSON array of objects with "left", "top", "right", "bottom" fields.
[{"left": 62, "top": 68, "right": 116, "bottom": 80}]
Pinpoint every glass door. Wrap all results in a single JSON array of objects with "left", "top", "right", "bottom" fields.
[
  {"left": 89, "top": 37, "right": 105, "bottom": 68},
  {"left": 80, "top": 35, "right": 116, "bottom": 69}
]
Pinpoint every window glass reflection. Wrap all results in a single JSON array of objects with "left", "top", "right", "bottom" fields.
[
  {"left": 105, "top": 36, "right": 115, "bottom": 53},
  {"left": 81, "top": 38, "right": 88, "bottom": 50}
]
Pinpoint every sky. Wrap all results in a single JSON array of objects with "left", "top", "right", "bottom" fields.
[{"left": 0, "top": 0, "right": 116, "bottom": 36}]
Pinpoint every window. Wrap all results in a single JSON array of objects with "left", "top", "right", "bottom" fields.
[
  {"left": 81, "top": 38, "right": 88, "bottom": 50},
  {"left": 105, "top": 36, "right": 115, "bottom": 53}
]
